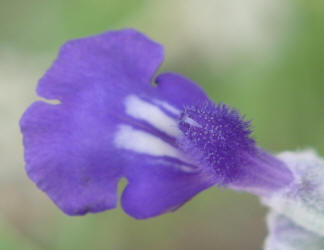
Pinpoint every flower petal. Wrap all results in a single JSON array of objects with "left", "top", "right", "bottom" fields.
[
  {"left": 37, "top": 29, "right": 163, "bottom": 102},
  {"left": 21, "top": 29, "right": 216, "bottom": 218},
  {"left": 155, "top": 73, "right": 208, "bottom": 111},
  {"left": 20, "top": 101, "right": 121, "bottom": 214},
  {"left": 121, "top": 157, "right": 216, "bottom": 219}
]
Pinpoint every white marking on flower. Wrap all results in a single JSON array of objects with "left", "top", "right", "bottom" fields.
[
  {"left": 153, "top": 99, "right": 181, "bottom": 115},
  {"left": 125, "top": 95, "right": 180, "bottom": 137},
  {"left": 114, "top": 125, "right": 180, "bottom": 158},
  {"left": 182, "top": 113, "right": 202, "bottom": 128}
]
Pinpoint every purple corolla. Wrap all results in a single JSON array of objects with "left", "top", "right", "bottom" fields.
[{"left": 20, "top": 29, "right": 293, "bottom": 219}]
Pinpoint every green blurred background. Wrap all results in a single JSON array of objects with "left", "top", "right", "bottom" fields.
[{"left": 0, "top": 0, "right": 323, "bottom": 249}]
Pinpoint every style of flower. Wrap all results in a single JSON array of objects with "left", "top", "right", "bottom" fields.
[{"left": 20, "top": 29, "right": 293, "bottom": 219}]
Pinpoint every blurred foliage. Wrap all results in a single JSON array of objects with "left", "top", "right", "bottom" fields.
[
  {"left": 0, "top": 0, "right": 145, "bottom": 51},
  {"left": 0, "top": 215, "right": 39, "bottom": 250},
  {"left": 0, "top": 0, "right": 323, "bottom": 249}
]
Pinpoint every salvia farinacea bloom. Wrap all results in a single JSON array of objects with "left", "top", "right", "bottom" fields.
[{"left": 20, "top": 29, "right": 293, "bottom": 219}]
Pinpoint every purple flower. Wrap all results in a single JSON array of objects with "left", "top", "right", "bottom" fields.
[{"left": 20, "top": 29, "right": 293, "bottom": 219}]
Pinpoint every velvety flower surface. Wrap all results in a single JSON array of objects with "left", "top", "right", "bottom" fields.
[
  {"left": 263, "top": 150, "right": 324, "bottom": 235},
  {"left": 264, "top": 212, "right": 324, "bottom": 250},
  {"left": 20, "top": 29, "right": 293, "bottom": 219}
]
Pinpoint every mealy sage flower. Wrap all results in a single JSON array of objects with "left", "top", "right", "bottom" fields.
[{"left": 20, "top": 29, "right": 293, "bottom": 219}]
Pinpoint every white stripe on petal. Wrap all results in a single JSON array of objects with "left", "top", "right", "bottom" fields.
[
  {"left": 153, "top": 99, "right": 181, "bottom": 115},
  {"left": 114, "top": 125, "right": 180, "bottom": 158},
  {"left": 124, "top": 95, "right": 180, "bottom": 137},
  {"left": 181, "top": 113, "right": 202, "bottom": 128}
]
